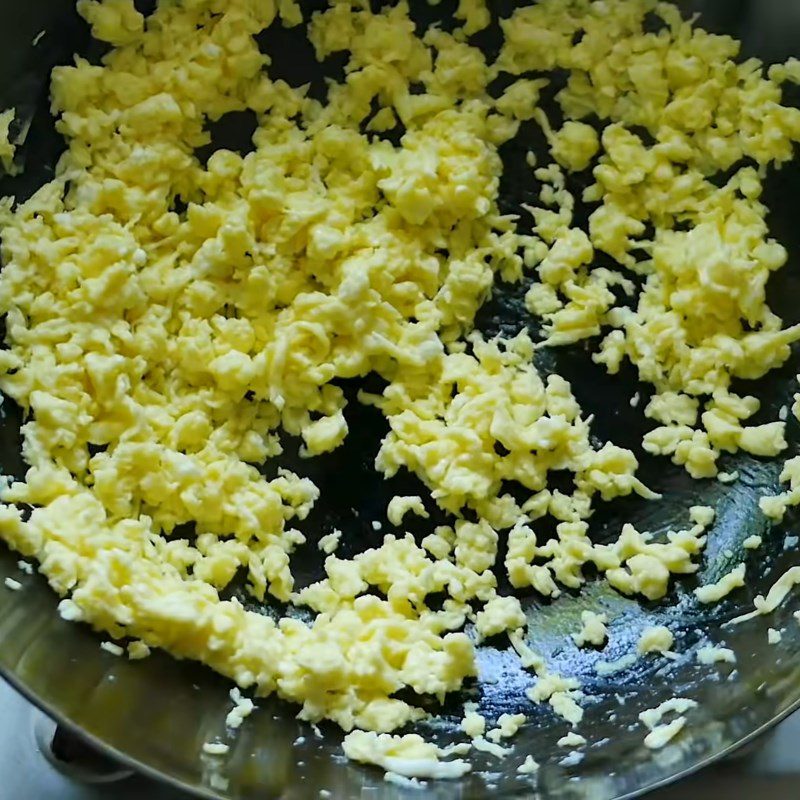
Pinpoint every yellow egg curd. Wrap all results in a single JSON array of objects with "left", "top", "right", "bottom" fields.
[{"left": 1, "top": 0, "right": 799, "bottom": 778}]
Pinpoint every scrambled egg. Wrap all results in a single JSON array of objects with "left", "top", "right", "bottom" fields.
[
  {"left": 0, "top": 0, "right": 798, "bottom": 781},
  {"left": 460, "top": 702, "right": 486, "bottom": 739},
  {"left": 637, "top": 625, "right": 674, "bottom": 656},
  {"left": 639, "top": 698, "right": 696, "bottom": 750},
  {"left": 696, "top": 645, "right": 736, "bottom": 666},
  {"left": 0, "top": 109, "right": 17, "bottom": 174},
  {"left": 504, "top": 0, "right": 800, "bottom": 478},
  {"left": 342, "top": 731, "right": 470, "bottom": 780},
  {"left": 571, "top": 610, "right": 608, "bottom": 648},
  {"left": 694, "top": 563, "right": 746, "bottom": 604},
  {"left": 761, "top": 379, "right": 800, "bottom": 520}
]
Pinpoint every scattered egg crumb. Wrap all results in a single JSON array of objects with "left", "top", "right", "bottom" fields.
[
  {"left": 460, "top": 703, "right": 486, "bottom": 739},
  {"left": 226, "top": 688, "right": 256, "bottom": 730},
  {"left": 694, "top": 564, "right": 746, "bottom": 604},
  {"left": 475, "top": 595, "right": 527, "bottom": 640},
  {"left": 526, "top": 672, "right": 584, "bottom": 726},
  {"left": 732, "top": 567, "right": 800, "bottom": 624},
  {"left": 768, "top": 628, "right": 782, "bottom": 645},
  {"left": 571, "top": 610, "right": 608, "bottom": 648},
  {"left": 517, "top": 754, "right": 539, "bottom": 775},
  {"left": 486, "top": 713, "right": 526, "bottom": 743},
  {"left": 4, "top": 576, "right": 21, "bottom": 591},
  {"left": 557, "top": 732, "right": 586, "bottom": 748},
  {"left": 0, "top": 109, "right": 17, "bottom": 174},
  {"left": 386, "top": 496, "right": 429, "bottom": 527},
  {"left": 697, "top": 645, "right": 736, "bottom": 665},
  {"left": 596, "top": 653, "right": 638, "bottom": 677},
  {"left": 318, "top": 529, "right": 342, "bottom": 555},
  {"left": 202, "top": 742, "right": 230, "bottom": 756},
  {"left": 637, "top": 626, "right": 674, "bottom": 656},
  {"left": 100, "top": 641, "right": 124, "bottom": 657},
  {"left": 639, "top": 697, "right": 696, "bottom": 729},
  {"left": 689, "top": 506, "right": 715, "bottom": 528},
  {"left": 644, "top": 718, "right": 686, "bottom": 750},
  {"left": 760, "top": 384, "right": 800, "bottom": 521},
  {"left": 342, "top": 732, "right": 470, "bottom": 779},
  {"left": 472, "top": 736, "right": 512, "bottom": 759},
  {"left": 743, "top": 535, "right": 763, "bottom": 550},
  {"left": 384, "top": 772, "right": 426, "bottom": 789},
  {"left": 639, "top": 698, "right": 697, "bottom": 750},
  {"left": 127, "top": 640, "right": 151, "bottom": 660}
]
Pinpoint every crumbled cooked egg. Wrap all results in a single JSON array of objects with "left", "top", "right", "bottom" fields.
[
  {"left": 342, "top": 732, "right": 470, "bottom": 780},
  {"left": 768, "top": 628, "right": 782, "bottom": 645},
  {"left": 475, "top": 595, "right": 527, "bottom": 640},
  {"left": 760, "top": 383, "right": 800, "bottom": 520},
  {"left": 100, "top": 641, "right": 124, "bottom": 657},
  {"left": 510, "top": 629, "right": 546, "bottom": 672},
  {"left": 0, "top": 109, "right": 17, "bottom": 174},
  {"left": 557, "top": 732, "right": 586, "bottom": 748},
  {"left": 386, "top": 496, "right": 429, "bottom": 527},
  {"left": 571, "top": 610, "right": 608, "bottom": 648},
  {"left": 202, "top": 742, "right": 230, "bottom": 756},
  {"left": 460, "top": 703, "right": 486, "bottom": 739},
  {"left": 596, "top": 653, "right": 638, "bottom": 677},
  {"left": 0, "top": 0, "right": 797, "bottom": 782},
  {"left": 637, "top": 626, "right": 674, "bottom": 656},
  {"left": 548, "top": 121, "right": 600, "bottom": 173},
  {"left": 689, "top": 507, "right": 715, "bottom": 528},
  {"left": 694, "top": 564, "right": 746, "bottom": 604},
  {"left": 384, "top": 772, "right": 425, "bottom": 789},
  {"left": 486, "top": 713, "right": 526, "bottom": 743},
  {"left": 472, "top": 737, "right": 512, "bottom": 759},
  {"left": 732, "top": 567, "right": 800, "bottom": 625},
  {"left": 640, "top": 698, "right": 697, "bottom": 729},
  {"left": 743, "top": 535, "right": 763, "bottom": 550},
  {"left": 639, "top": 698, "right": 696, "bottom": 750},
  {"left": 226, "top": 688, "right": 256, "bottom": 730},
  {"left": 697, "top": 645, "right": 736, "bottom": 665},
  {"left": 644, "top": 718, "right": 686, "bottom": 750},
  {"left": 318, "top": 530, "right": 342, "bottom": 555},
  {"left": 517, "top": 754, "right": 539, "bottom": 774},
  {"left": 527, "top": 672, "right": 584, "bottom": 726},
  {"left": 550, "top": 692, "right": 584, "bottom": 727},
  {"left": 127, "top": 640, "right": 151, "bottom": 660},
  {"left": 502, "top": 0, "right": 800, "bottom": 478},
  {"left": 4, "top": 576, "right": 21, "bottom": 591}
]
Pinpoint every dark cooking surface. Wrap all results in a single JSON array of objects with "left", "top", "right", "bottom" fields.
[{"left": 1, "top": 1, "right": 800, "bottom": 799}]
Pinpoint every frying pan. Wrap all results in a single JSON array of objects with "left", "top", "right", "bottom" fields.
[{"left": 1, "top": 1, "right": 800, "bottom": 798}]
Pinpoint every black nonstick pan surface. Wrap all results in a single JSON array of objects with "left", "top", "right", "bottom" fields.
[{"left": 1, "top": 1, "right": 800, "bottom": 798}]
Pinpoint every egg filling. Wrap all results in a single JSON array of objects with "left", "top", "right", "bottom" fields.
[{"left": 0, "top": 0, "right": 799, "bottom": 770}]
